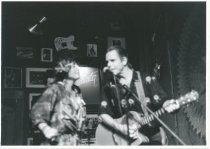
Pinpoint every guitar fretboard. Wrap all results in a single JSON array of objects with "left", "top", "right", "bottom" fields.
[
  {"left": 140, "top": 108, "right": 165, "bottom": 125},
  {"left": 139, "top": 90, "right": 198, "bottom": 125}
]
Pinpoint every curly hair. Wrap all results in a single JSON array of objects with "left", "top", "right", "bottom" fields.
[{"left": 54, "top": 50, "right": 77, "bottom": 81}]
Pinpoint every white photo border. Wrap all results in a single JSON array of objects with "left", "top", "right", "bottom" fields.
[
  {"left": 26, "top": 68, "right": 49, "bottom": 88},
  {"left": 41, "top": 48, "right": 53, "bottom": 62},
  {"left": 29, "top": 93, "right": 41, "bottom": 110}
]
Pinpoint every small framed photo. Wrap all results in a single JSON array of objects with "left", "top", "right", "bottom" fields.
[
  {"left": 26, "top": 68, "right": 50, "bottom": 88},
  {"left": 4, "top": 67, "right": 22, "bottom": 88},
  {"left": 29, "top": 93, "right": 41, "bottom": 110},
  {"left": 41, "top": 48, "right": 53, "bottom": 62},
  {"left": 16, "top": 47, "right": 34, "bottom": 60},
  {"left": 84, "top": 114, "right": 99, "bottom": 129},
  {"left": 108, "top": 37, "right": 126, "bottom": 49},
  {"left": 87, "top": 44, "right": 97, "bottom": 57}
]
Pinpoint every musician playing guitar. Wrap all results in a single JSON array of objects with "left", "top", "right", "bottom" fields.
[{"left": 97, "top": 46, "right": 180, "bottom": 145}]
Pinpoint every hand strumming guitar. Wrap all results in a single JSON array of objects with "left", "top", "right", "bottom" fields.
[{"left": 117, "top": 123, "right": 149, "bottom": 144}]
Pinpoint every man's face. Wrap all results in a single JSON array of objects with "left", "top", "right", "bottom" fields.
[{"left": 105, "top": 50, "right": 126, "bottom": 75}]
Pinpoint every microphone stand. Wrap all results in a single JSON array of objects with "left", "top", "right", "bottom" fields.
[
  {"left": 121, "top": 84, "right": 186, "bottom": 145},
  {"left": 112, "top": 75, "right": 131, "bottom": 145}
]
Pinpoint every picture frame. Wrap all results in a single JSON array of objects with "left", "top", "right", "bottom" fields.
[
  {"left": 41, "top": 48, "right": 53, "bottom": 62},
  {"left": 107, "top": 37, "right": 126, "bottom": 49},
  {"left": 4, "top": 67, "right": 22, "bottom": 88},
  {"left": 87, "top": 44, "right": 97, "bottom": 57},
  {"left": 81, "top": 114, "right": 99, "bottom": 145},
  {"left": 83, "top": 114, "right": 99, "bottom": 132},
  {"left": 85, "top": 114, "right": 99, "bottom": 129},
  {"left": 27, "top": 137, "right": 33, "bottom": 145},
  {"left": 26, "top": 68, "right": 50, "bottom": 88},
  {"left": 16, "top": 47, "right": 34, "bottom": 59},
  {"left": 29, "top": 93, "right": 41, "bottom": 110}
]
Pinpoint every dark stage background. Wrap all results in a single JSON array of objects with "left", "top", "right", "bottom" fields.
[{"left": 1, "top": 2, "right": 206, "bottom": 145}]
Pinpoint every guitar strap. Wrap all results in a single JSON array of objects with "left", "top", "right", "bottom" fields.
[{"left": 134, "top": 71, "right": 149, "bottom": 116}]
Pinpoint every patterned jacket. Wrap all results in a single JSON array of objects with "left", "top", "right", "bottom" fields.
[{"left": 31, "top": 82, "right": 86, "bottom": 145}]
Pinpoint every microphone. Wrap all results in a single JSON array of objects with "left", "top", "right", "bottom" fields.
[
  {"left": 102, "top": 67, "right": 115, "bottom": 83},
  {"left": 103, "top": 67, "right": 110, "bottom": 73}
]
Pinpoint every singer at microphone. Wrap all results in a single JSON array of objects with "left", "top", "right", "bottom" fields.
[
  {"left": 103, "top": 67, "right": 110, "bottom": 73},
  {"left": 97, "top": 46, "right": 180, "bottom": 146},
  {"left": 102, "top": 67, "right": 115, "bottom": 83}
]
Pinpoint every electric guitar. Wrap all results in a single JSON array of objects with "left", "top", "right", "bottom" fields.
[
  {"left": 95, "top": 90, "right": 199, "bottom": 145},
  {"left": 54, "top": 35, "right": 78, "bottom": 51}
]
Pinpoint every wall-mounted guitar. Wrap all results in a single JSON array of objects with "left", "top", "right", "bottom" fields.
[
  {"left": 95, "top": 90, "right": 199, "bottom": 145},
  {"left": 54, "top": 35, "right": 78, "bottom": 51}
]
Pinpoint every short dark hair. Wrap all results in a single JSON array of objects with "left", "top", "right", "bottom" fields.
[
  {"left": 106, "top": 46, "right": 128, "bottom": 59},
  {"left": 106, "top": 46, "right": 132, "bottom": 68}
]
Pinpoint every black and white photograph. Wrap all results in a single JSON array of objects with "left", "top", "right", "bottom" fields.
[
  {"left": 4, "top": 67, "right": 22, "bottom": 88},
  {"left": 108, "top": 37, "right": 126, "bottom": 49},
  {"left": 87, "top": 44, "right": 97, "bottom": 57},
  {"left": 1, "top": 1, "right": 207, "bottom": 147},
  {"left": 41, "top": 48, "right": 53, "bottom": 62},
  {"left": 16, "top": 47, "right": 34, "bottom": 60},
  {"left": 26, "top": 68, "right": 49, "bottom": 88}
]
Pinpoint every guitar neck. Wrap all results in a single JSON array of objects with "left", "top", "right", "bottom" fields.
[
  {"left": 140, "top": 89, "right": 198, "bottom": 126},
  {"left": 140, "top": 108, "right": 165, "bottom": 125}
]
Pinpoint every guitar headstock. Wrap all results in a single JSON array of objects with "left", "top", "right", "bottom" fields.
[{"left": 177, "top": 90, "right": 199, "bottom": 106}]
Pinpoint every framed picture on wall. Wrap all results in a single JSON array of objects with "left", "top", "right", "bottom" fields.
[
  {"left": 85, "top": 114, "right": 99, "bottom": 130},
  {"left": 41, "top": 48, "right": 53, "bottom": 62},
  {"left": 26, "top": 68, "right": 50, "bottom": 88},
  {"left": 27, "top": 137, "right": 33, "bottom": 145},
  {"left": 4, "top": 67, "right": 22, "bottom": 88},
  {"left": 107, "top": 37, "right": 126, "bottom": 49},
  {"left": 16, "top": 47, "right": 34, "bottom": 60},
  {"left": 87, "top": 44, "right": 97, "bottom": 57},
  {"left": 80, "top": 114, "right": 99, "bottom": 145},
  {"left": 29, "top": 93, "right": 41, "bottom": 110}
]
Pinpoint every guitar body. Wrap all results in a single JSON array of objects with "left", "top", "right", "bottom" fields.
[
  {"left": 95, "top": 112, "right": 150, "bottom": 145},
  {"left": 95, "top": 123, "right": 118, "bottom": 145},
  {"left": 95, "top": 90, "right": 199, "bottom": 145},
  {"left": 95, "top": 116, "right": 134, "bottom": 145}
]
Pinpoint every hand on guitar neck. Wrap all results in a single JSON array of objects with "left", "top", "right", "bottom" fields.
[{"left": 163, "top": 99, "right": 180, "bottom": 113}]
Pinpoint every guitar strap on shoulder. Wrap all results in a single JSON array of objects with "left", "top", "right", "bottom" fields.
[
  {"left": 134, "top": 71, "right": 149, "bottom": 116},
  {"left": 134, "top": 72, "right": 187, "bottom": 145}
]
